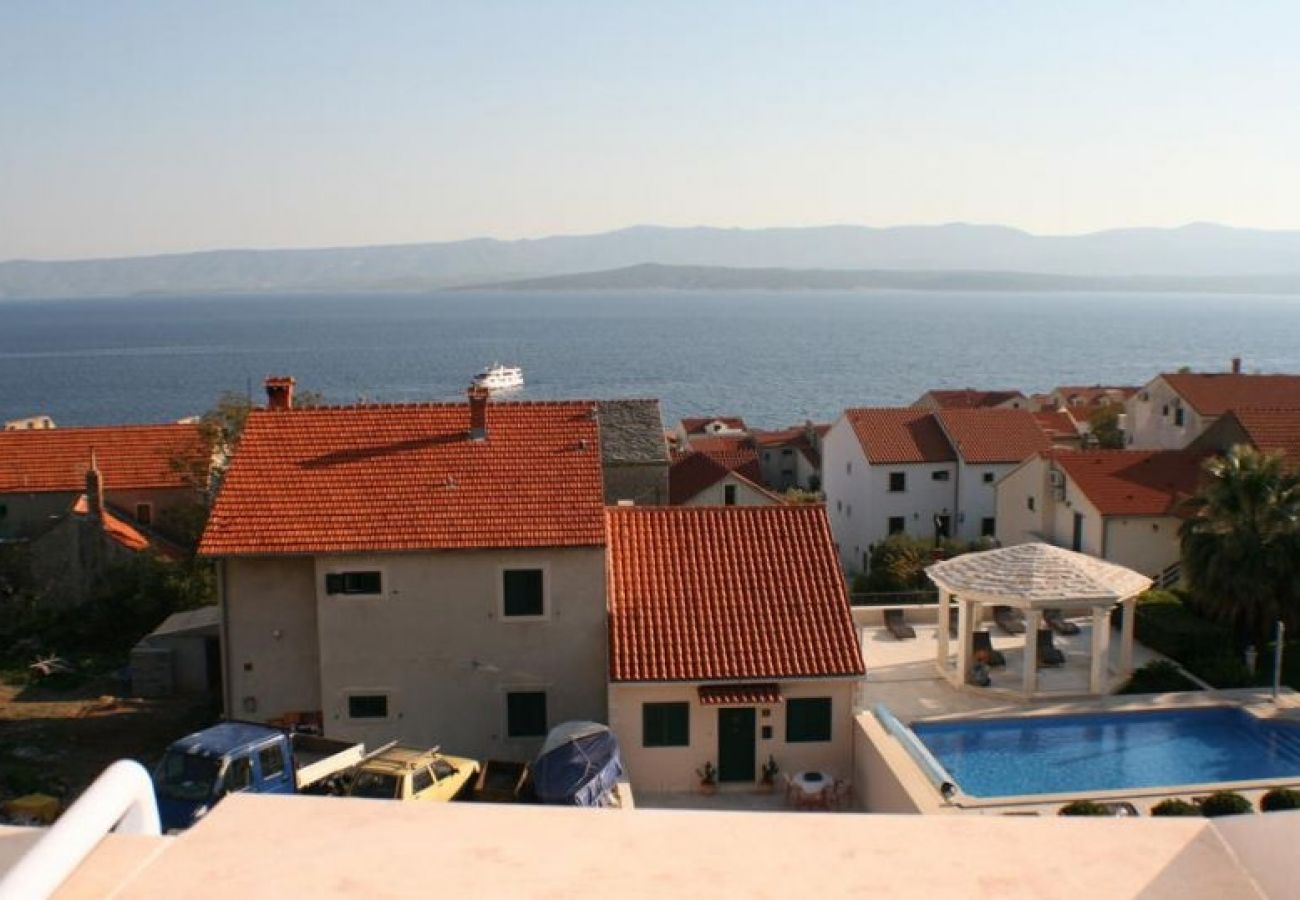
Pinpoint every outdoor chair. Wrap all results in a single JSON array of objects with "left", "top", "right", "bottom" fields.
[
  {"left": 885, "top": 608, "right": 916, "bottom": 640},
  {"left": 993, "top": 605, "right": 1026, "bottom": 635},
  {"left": 1044, "top": 608, "right": 1081, "bottom": 636},
  {"left": 1036, "top": 628, "right": 1066, "bottom": 667},
  {"left": 971, "top": 630, "right": 1006, "bottom": 667}
]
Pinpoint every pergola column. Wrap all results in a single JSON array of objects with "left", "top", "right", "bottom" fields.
[
  {"left": 1119, "top": 596, "right": 1136, "bottom": 676},
  {"left": 956, "top": 597, "right": 975, "bottom": 686},
  {"left": 1090, "top": 605, "right": 1111, "bottom": 694},
  {"left": 1022, "top": 608, "right": 1041, "bottom": 696},
  {"left": 936, "top": 589, "right": 951, "bottom": 674}
]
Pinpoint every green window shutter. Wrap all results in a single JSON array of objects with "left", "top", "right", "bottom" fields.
[
  {"left": 506, "top": 691, "right": 548, "bottom": 737},
  {"left": 325, "top": 573, "right": 344, "bottom": 594},
  {"left": 642, "top": 702, "right": 690, "bottom": 747},
  {"left": 503, "top": 569, "right": 545, "bottom": 616},
  {"left": 785, "top": 697, "right": 832, "bottom": 742}
]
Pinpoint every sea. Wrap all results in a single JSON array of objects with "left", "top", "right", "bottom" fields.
[{"left": 1, "top": 290, "right": 1298, "bottom": 428}]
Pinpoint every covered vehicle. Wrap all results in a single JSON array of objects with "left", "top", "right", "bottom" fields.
[
  {"left": 345, "top": 744, "right": 479, "bottom": 802},
  {"left": 531, "top": 721, "right": 623, "bottom": 807}
]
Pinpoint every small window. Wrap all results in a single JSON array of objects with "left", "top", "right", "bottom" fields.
[
  {"left": 1174, "top": 408, "right": 1185, "bottom": 426},
  {"left": 888, "top": 472, "right": 906, "bottom": 492},
  {"left": 836, "top": 500, "right": 842, "bottom": 513},
  {"left": 503, "top": 569, "right": 545, "bottom": 617},
  {"left": 326, "top": 571, "right": 383, "bottom": 595},
  {"left": 506, "top": 691, "right": 548, "bottom": 738},
  {"left": 763, "top": 451, "right": 771, "bottom": 461},
  {"left": 0, "top": 503, "right": 8, "bottom": 520},
  {"left": 1027, "top": 496, "right": 1036, "bottom": 512},
  {"left": 846, "top": 461, "right": 852, "bottom": 475},
  {"left": 982, "top": 472, "right": 995, "bottom": 484},
  {"left": 135, "top": 502, "right": 153, "bottom": 525},
  {"left": 781, "top": 448, "right": 793, "bottom": 457},
  {"left": 724, "top": 484, "right": 737, "bottom": 506},
  {"left": 643, "top": 702, "right": 690, "bottom": 747},
  {"left": 887, "top": 516, "right": 906, "bottom": 535},
  {"left": 258, "top": 745, "right": 285, "bottom": 781},
  {"left": 981, "top": 517, "right": 996, "bottom": 537},
  {"left": 786, "top": 697, "right": 832, "bottom": 742},
  {"left": 348, "top": 694, "right": 389, "bottom": 719},
  {"left": 846, "top": 504, "right": 851, "bottom": 518},
  {"left": 931, "top": 470, "right": 949, "bottom": 482},
  {"left": 411, "top": 767, "right": 433, "bottom": 794},
  {"left": 224, "top": 756, "right": 252, "bottom": 793},
  {"left": 1162, "top": 404, "right": 1170, "bottom": 416}
]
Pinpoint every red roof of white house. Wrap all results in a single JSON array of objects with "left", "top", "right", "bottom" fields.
[
  {"left": 680, "top": 416, "right": 748, "bottom": 435},
  {"left": 0, "top": 423, "right": 207, "bottom": 494},
  {"left": 70, "top": 494, "right": 184, "bottom": 559},
  {"left": 1053, "top": 450, "right": 1206, "bottom": 517},
  {"left": 1219, "top": 406, "right": 1300, "bottom": 464},
  {"left": 844, "top": 408, "right": 956, "bottom": 465},
  {"left": 921, "top": 389, "right": 1026, "bottom": 409},
  {"left": 198, "top": 401, "right": 605, "bottom": 556},
  {"left": 1053, "top": 385, "right": 1138, "bottom": 409},
  {"left": 937, "top": 408, "right": 1053, "bottom": 464},
  {"left": 1033, "top": 409, "right": 1081, "bottom": 441},
  {"left": 606, "top": 506, "right": 864, "bottom": 682},
  {"left": 668, "top": 449, "right": 770, "bottom": 504},
  {"left": 1161, "top": 373, "right": 1300, "bottom": 416}
]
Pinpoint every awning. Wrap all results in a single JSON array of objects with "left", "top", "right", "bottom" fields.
[{"left": 697, "top": 683, "right": 782, "bottom": 706}]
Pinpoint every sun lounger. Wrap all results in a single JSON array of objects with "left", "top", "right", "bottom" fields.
[
  {"left": 993, "top": 605, "right": 1026, "bottom": 635},
  {"left": 885, "top": 608, "right": 916, "bottom": 640},
  {"left": 1036, "top": 628, "right": 1066, "bottom": 667},
  {"left": 971, "top": 630, "right": 1006, "bottom": 667},
  {"left": 1044, "top": 608, "right": 1081, "bottom": 636}
]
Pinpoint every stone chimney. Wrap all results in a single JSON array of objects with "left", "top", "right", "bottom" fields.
[
  {"left": 85, "top": 449, "right": 104, "bottom": 520},
  {"left": 265, "top": 376, "right": 296, "bottom": 410},
  {"left": 1231, "top": 357, "right": 1242, "bottom": 375},
  {"left": 468, "top": 385, "right": 489, "bottom": 441}
]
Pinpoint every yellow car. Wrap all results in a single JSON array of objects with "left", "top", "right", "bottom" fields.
[{"left": 345, "top": 744, "right": 480, "bottom": 802}]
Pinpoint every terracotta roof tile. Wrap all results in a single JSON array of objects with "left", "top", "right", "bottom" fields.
[
  {"left": 680, "top": 416, "right": 747, "bottom": 436},
  {"left": 751, "top": 426, "right": 824, "bottom": 468},
  {"left": 844, "top": 408, "right": 956, "bottom": 465},
  {"left": 1218, "top": 406, "right": 1300, "bottom": 463},
  {"left": 936, "top": 409, "right": 1053, "bottom": 464},
  {"left": 199, "top": 401, "right": 605, "bottom": 556},
  {"left": 922, "top": 389, "right": 1026, "bottom": 409},
  {"left": 1033, "top": 409, "right": 1081, "bottom": 441},
  {"left": 698, "top": 683, "right": 781, "bottom": 705},
  {"left": 1052, "top": 385, "right": 1138, "bottom": 408},
  {"left": 1053, "top": 450, "right": 1206, "bottom": 517},
  {"left": 606, "top": 506, "right": 864, "bottom": 682},
  {"left": 0, "top": 424, "right": 207, "bottom": 494},
  {"left": 668, "top": 449, "right": 766, "bottom": 504},
  {"left": 71, "top": 495, "right": 184, "bottom": 559},
  {"left": 1162, "top": 373, "right": 1300, "bottom": 416}
]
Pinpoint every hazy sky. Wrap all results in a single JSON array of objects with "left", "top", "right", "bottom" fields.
[{"left": 2, "top": 1, "right": 1298, "bottom": 260}]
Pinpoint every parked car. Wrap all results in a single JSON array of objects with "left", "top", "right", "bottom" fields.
[{"left": 344, "top": 744, "right": 479, "bottom": 802}]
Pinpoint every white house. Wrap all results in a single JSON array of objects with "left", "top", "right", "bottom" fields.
[
  {"left": 751, "top": 423, "right": 827, "bottom": 492},
  {"left": 1126, "top": 364, "right": 1300, "bottom": 450},
  {"left": 668, "top": 450, "right": 784, "bottom": 506},
  {"left": 606, "top": 505, "right": 864, "bottom": 793}
]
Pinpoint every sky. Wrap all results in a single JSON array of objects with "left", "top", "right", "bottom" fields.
[{"left": 2, "top": 1, "right": 1299, "bottom": 260}]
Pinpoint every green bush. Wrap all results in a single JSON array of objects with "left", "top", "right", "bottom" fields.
[
  {"left": 1198, "top": 791, "right": 1253, "bottom": 817},
  {"left": 1119, "top": 660, "right": 1199, "bottom": 695},
  {"left": 1058, "top": 800, "right": 1109, "bottom": 816},
  {"left": 1260, "top": 787, "right": 1300, "bottom": 812},
  {"left": 1150, "top": 798, "right": 1200, "bottom": 817},
  {"left": 1132, "top": 591, "right": 1259, "bottom": 689}
]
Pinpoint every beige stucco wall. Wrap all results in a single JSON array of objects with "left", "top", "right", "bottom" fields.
[
  {"left": 852, "top": 713, "right": 945, "bottom": 813},
  {"left": 682, "top": 473, "right": 780, "bottom": 507},
  {"left": 1102, "top": 517, "right": 1181, "bottom": 580},
  {"left": 1126, "top": 377, "right": 1211, "bottom": 450},
  {"left": 313, "top": 547, "right": 607, "bottom": 761},
  {"left": 609, "top": 680, "right": 857, "bottom": 793},
  {"left": 994, "top": 456, "right": 1048, "bottom": 546},
  {"left": 221, "top": 557, "right": 321, "bottom": 722}
]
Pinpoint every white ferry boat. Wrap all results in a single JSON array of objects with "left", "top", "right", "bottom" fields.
[{"left": 472, "top": 363, "right": 524, "bottom": 392}]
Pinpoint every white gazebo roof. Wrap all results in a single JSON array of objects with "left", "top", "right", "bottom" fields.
[{"left": 925, "top": 543, "right": 1152, "bottom": 608}]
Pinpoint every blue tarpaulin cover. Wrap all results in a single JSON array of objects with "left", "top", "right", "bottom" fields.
[{"left": 532, "top": 721, "right": 624, "bottom": 806}]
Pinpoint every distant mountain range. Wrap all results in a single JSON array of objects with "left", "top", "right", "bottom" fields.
[{"left": 5, "top": 223, "right": 1300, "bottom": 299}]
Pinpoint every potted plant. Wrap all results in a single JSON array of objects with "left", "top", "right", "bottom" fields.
[
  {"left": 696, "top": 762, "right": 717, "bottom": 795},
  {"left": 758, "top": 756, "right": 779, "bottom": 793}
]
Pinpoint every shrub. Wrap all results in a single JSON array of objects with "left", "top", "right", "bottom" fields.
[
  {"left": 1132, "top": 591, "right": 1259, "bottom": 689},
  {"left": 1150, "top": 798, "right": 1200, "bottom": 817},
  {"left": 1058, "top": 800, "right": 1109, "bottom": 816},
  {"left": 1119, "top": 660, "right": 1199, "bottom": 695},
  {"left": 1198, "top": 791, "right": 1253, "bottom": 817},
  {"left": 1260, "top": 787, "right": 1300, "bottom": 812}
]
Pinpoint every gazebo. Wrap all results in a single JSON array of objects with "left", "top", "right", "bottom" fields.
[{"left": 926, "top": 543, "right": 1152, "bottom": 697}]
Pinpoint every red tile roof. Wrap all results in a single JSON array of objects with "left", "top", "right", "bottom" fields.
[
  {"left": 698, "top": 683, "right": 781, "bottom": 705},
  {"left": 922, "top": 389, "right": 1026, "bottom": 409},
  {"left": 606, "top": 506, "right": 864, "bottom": 682},
  {"left": 1221, "top": 406, "right": 1300, "bottom": 463},
  {"left": 751, "top": 426, "right": 824, "bottom": 468},
  {"left": 668, "top": 449, "right": 769, "bottom": 504},
  {"left": 199, "top": 401, "right": 605, "bottom": 556},
  {"left": 686, "top": 435, "right": 754, "bottom": 455},
  {"left": 0, "top": 424, "right": 207, "bottom": 494},
  {"left": 680, "top": 416, "right": 748, "bottom": 436},
  {"left": 1162, "top": 373, "right": 1300, "bottom": 416},
  {"left": 844, "top": 408, "right": 956, "bottom": 465},
  {"left": 937, "top": 409, "right": 1053, "bottom": 464},
  {"left": 1053, "top": 385, "right": 1137, "bottom": 409},
  {"left": 1033, "top": 409, "right": 1081, "bottom": 441},
  {"left": 1053, "top": 450, "right": 1206, "bottom": 517},
  {"left": 70, "top": 495, "right": 184, "bottom": 559}
]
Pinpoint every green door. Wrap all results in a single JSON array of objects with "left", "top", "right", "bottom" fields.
[{"left": 717, "top": 707, "right": 756, "bottom": 783}]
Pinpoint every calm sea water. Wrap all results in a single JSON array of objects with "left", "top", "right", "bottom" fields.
[{"left": 1, "top": 290, "right": 1298, "bottom": 428}]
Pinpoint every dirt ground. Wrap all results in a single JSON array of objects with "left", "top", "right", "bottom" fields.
[{"left": 0, "top": 673, "right": 215, "bottom": 815}]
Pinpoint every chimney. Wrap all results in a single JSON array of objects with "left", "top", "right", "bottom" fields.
[
  {"left": 85, "top": 449, "right": 104, "bottom": 520},
  {"left": 468, "top": 385, "right": 489, "bottom": 440},
  {"left": 265, "top": 376, "right": 296, "bottom": 410},
  {"left": 1231, "top": 357, "right": 1242, "bottom": 375}
]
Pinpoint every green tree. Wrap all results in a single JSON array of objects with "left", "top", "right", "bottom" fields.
[
  {"left": 1087, "top": 405, "right": 1125, "bottom": 449},
  {"left": 1179, "top": 446, "right": 1300, "bottom": 653}
]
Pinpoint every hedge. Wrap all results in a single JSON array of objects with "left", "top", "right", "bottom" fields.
[{"left": 1132, "top": 592, "right": 1256, "bottom": 689}]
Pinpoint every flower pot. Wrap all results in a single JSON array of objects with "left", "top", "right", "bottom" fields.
[{"left": 699, "top": 782, "right": 717, "bottom": 796}]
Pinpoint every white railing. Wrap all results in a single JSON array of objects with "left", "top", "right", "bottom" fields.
[{"left": 0, "top": 759, "right": 161, "bottom": 900}]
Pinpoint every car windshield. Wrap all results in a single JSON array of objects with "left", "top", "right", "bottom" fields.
[
  {"left": 154, "top": 751, "right": 221, "bottom": 803},
  {"left": 348, "top": 770, "right": 400, "bottom": 799}
]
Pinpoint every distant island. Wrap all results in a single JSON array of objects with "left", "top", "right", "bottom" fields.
[{"left": 5, "top": 222, "right": 1300, "bottom": 299}]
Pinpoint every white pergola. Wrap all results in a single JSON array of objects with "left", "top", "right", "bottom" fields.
[{"left": 926, "top": 543, "right": 1152, "bottom": 697}]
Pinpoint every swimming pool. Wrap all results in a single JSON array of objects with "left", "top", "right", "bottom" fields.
[{"left": 911, "top": 707, "right": 1300, "bottom": 799}]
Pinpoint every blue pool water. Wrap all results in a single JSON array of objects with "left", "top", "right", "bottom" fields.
[{"left": 912, "top": 707, "right": 1300, "bottom": 798}]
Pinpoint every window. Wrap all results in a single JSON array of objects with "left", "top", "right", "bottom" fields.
[
  {"left": 724, "top": 484, "right": 737, "bottom": 506},
  {"left": 325, "top": 571, "right": 383, "bottom": 595},
  {"left": 224, "top": 756, "right": 252, "bottom": 793},
  {"left": 1027, "top": 496, "right": 1036, "bottom": 512},
  {"left": 981, "top": 517, "right": 996, "bottom": 537},
  {"left": 135, "top": 502, "right": 153, "bottom": 525},
  {"left": 931, "top": 470, "right": 949, "bottom": 482},
  {"left": 348, "top": 694, "right": 389, "bottom": 719},
  {"left": 507, "top": 691, "right": 548, "bottom": 738},
  {"left": 846, "top": 461, "right": 852, "bottom": 475},
  {"left": 888, "top": 472, "right": 906, "bottom": 492},
  {"left": 1174, "top": 407, "right": 1185, "bottom": 426},
  {"left": 411, "top": 767, "right": 433, "bottom": 794},
  {"left": 643, "top": 702, "right": 690, "bottom": 747},
  {"left": 1162, "top": 404, "right": 1169, "bottom": 416},
  {"left": 763, "top": 451, "right": 771, "bottom": 461},
  {"left": 935, "top": 515, "right": 952, "bottom": 538},
  {"left": 982, "top": 472, "right": 995, "bottom": 484},
  {"left": 502, "top": 569, "right": 545, "bottom": 617},
  {"left": 786, "top": 697, "right": 832, "bottom": 742},
  {"left": 887, "top": 516, "right": 906, "bottom": 535},
  {"left": 846, "top": 504, "right": 851, "bottom": 518},
  {"left": 257, "top": 745, "right": 285, "bottom": 781},
  {"left": 781, "top": 448, "right": 793, "bottom": 457},
  {"left": 836, "top": 500, "right": 842, "bottom": 513}
]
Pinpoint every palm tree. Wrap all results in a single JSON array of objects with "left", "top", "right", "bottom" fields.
[{"left": 1179, "top": 446, "right": 1300, "bottom": 654}]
